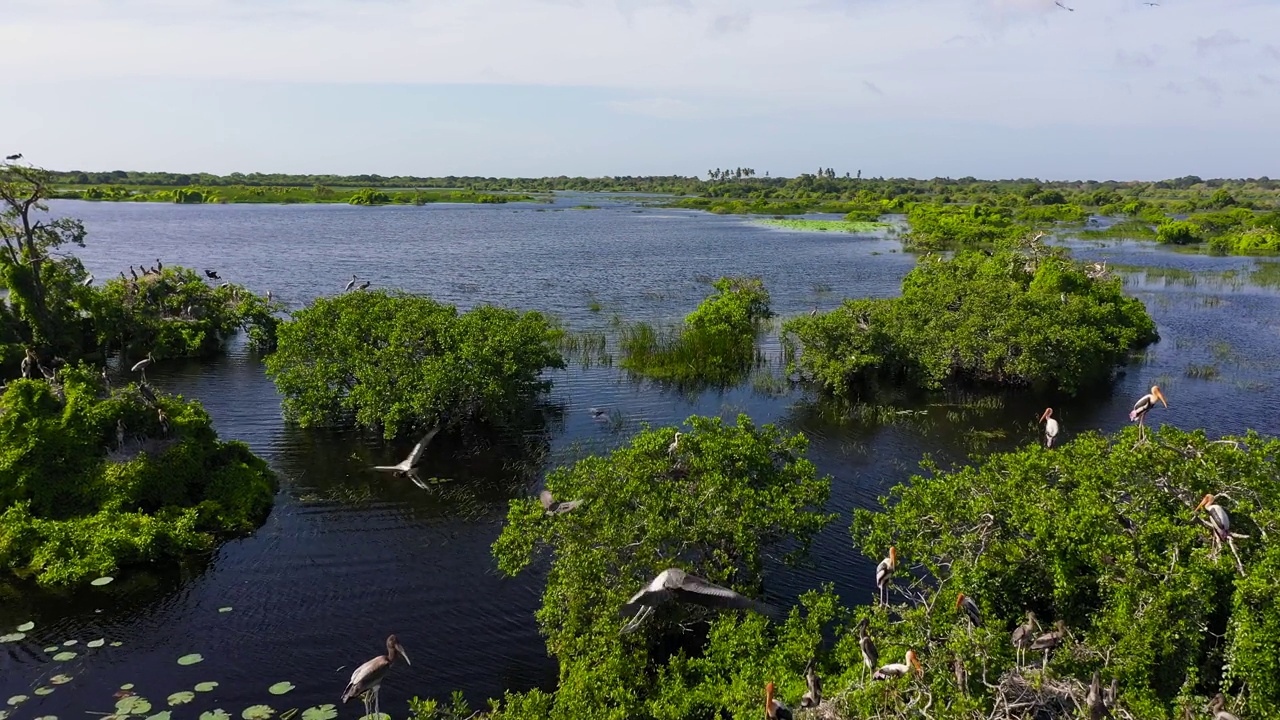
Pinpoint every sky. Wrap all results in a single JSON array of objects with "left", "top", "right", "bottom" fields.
[{"left": 1, "top": 0, "right": 1277, "bottom": 180}]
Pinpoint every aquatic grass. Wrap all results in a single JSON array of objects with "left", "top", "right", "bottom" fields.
[
  {"left": 587, "top": 300, "right": 602, "bottom": 313},
  {"left": 1252, "top": 260, "right": 1280, "bottom": 288},
  {"left": 177, "top": 653, "right": 204, "bottom": 666},
  {"left": 755, "top": 218, "right": 888, "bottom": 234}
]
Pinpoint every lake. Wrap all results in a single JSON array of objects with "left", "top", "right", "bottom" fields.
[{"left": 3, "top": 196, "right": 1279, "bottom": 718}]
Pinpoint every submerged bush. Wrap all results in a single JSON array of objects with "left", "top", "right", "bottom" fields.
[
  {"left": 489, "top": 415, "right": 832, "bottom": 720},
  {"left": 904, "top": 203, "right": 1026, "bottom": 250},
  {"left": 782, "top": 237, "right": 1157, "bottom": 395},
  {"left": 620, "top": 277, "right": 771, "bottom": 386},
  {"left": 265, "top": 290, "right": 564, "bottom": 438},
  {"left": 93, "top": 266, "right": 280, "bottom": 360},
  {"left": 1156, "top": 220, "right": 1203, "bottom": 245},
  {"left": 0, "top": 366, "right": 277, "bottom": 587}
]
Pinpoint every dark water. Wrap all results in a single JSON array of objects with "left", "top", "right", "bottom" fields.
[{"left": 3, "top": 199, "right": 1279, "bottom": 718}]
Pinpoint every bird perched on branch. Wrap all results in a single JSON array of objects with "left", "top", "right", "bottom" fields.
[
  {"left": 875, "top": 546, "right": 896, "bottom": 606},
  {"left": 765, "top": 682, "right": 792, "bottom": 720},
  {"left": 799, "top": 659, "right": 821, "bottom": 708},
  {"left": 1039, "top": 407, "right": 1059, "bottom": 448},
  {"left": 873, "top": 649, "right": 922, "bottom": 680}
]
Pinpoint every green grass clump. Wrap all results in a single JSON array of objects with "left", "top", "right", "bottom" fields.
[
  {"left": 755, "top": 218, "right": 888, "bottom": 234},
  {"left": 903, "top": 203, "right": 1027, "bottom": 250},
  {"left": 1077, "top": 219, "right": 1158, "bottom": 240},
  {"left": 620, "top": 277, "right": 771, "bottom": 386},
  {"left": 57, "top": 184, "right": 533, "bottom": 206},
  {"left": 0, "top": 367, "right": 277, "bottom": 587}
]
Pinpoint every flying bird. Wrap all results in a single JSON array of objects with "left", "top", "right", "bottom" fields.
[
  {"left": 1143, "top": 2, "right": 1159, "bottom": 5},
  {"left": 1055, "top": 1, "right": 1075, "bottom": 10},
  {"left": 373, "top": 426, "right": 442, "bottom": 480},
  {"left": 1039, "top": 408, "right": 1059, "bottom": 448},
  {"left": 341, "top": 634, "right": 411, "bottom": 720},
  {"left": 540, "top": 490, "right": 583, "bottom": 515},
  {"left": 4, "top": 153, "right": 21, "bottom": 161},
  {"left": 618, "top": 568, "right": 779, "bottom": 633}
]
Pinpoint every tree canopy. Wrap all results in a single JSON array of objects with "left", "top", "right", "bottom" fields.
[
  {"left": 264, "top": 290, "right": 565, "bottom": 439},
  {"left": 0, "top": 366, "right": 277, "bottom": 587},
  {"left": 782, "top": 237, "right": 1157, "bottom": 396}
]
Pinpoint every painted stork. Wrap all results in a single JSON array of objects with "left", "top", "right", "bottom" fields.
[
  {"left": 857, "top": 618, "right": 879, "bottom": 684},
  {"left": 1209, "top": 693, "right": 1239, "bottom": 720},
  {"left": 1011, "top": 611, "right": 1038, "bottom": 667},
  {"left": 1194, "top": 493, "right": 1230, "bottom": 541},
  {"left": 82, "top": 274, "right": 94, "bottom": 286},
  {"left": 540, "top": 490, "right": 583, "bottom": 515},
  {"left": 341, "top": 634, "right": 410, "bottom": 719},
  {"left": 765, "top": 682, "right": 793, "bottom": 720},
  {"left": 1039, "top": 408, "right": 1059, "bottom": 448},
  {"left": 872, "top": 649, "right": 922, "bottom": 680},
  {"left": 619, "top": 568, "right": 778, "bottom": 633},
  {"left": 1129, "top": 385, "right": 1168, "bottom": 442},
  {"left": 799, "top": 659, "right": 821, "bottom": 708},
  {"left": 1086, "top": 671, "right": 1106, "bottom": 720},
  {"left": 131, "top": 353, "right": 155, "bottom": 382},
  {"left": 345, "top": 274, "right": 359, "bottom": 291},
  {"left": 373, "top": 426, "right": 441, "bottom": 486},
  {"left": 875, "top": 546, "right": 896, "bottom": 606},
  {"left": 956, "top": 592, "right": 982, "bottom": 628},
  {"left": 668, "top": 431, "right": 682, "bottom": 457},
  {"left": 358, "top": 280, "right": 371, "bottom": 290},
  {"left": 1030, "top": 620, "right": 1068, "bottom": 670}
]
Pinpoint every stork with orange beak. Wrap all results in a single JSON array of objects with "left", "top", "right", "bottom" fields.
[
  {"left": 873, "top": 649, "right": 923, "bottom": 680},
  {"left": 875, "top": 546, "right": 897, "bottom": 606},
  {"left": 1194, "top": 493, "right": 1246, "bottom": 575},
  {"left": 857, "top": 618, "right": 879, "bottom": 684},
  {"left": 956, "top": 593, "right": 982, "bottom": 628},
  {"left": 1038, "top": 408, "right": 1059, "bottom": 448},
  {"left": 765, "top": 682, "right": 793, "bottom": 720},
  {"left": 1129, "top": 385, "right": 1167, "bottom": 442}
]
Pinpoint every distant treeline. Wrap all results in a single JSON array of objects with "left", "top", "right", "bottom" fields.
[{"left": 44, "top": 169, "right": 1280, "bottom": 196}]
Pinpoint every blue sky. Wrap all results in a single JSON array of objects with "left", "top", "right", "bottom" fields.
[{"left": 1, "top": 0, "right": 1277, "bottom": 179}]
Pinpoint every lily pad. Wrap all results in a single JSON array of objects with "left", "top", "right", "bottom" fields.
[
  {"left": 52, "top": 651, "right": 77, "bottom": 661},
  {"left": 34, "top": 716, "right": 58, "bottom": 720},
  {"left": 200, "top": 711, "right": 230, "bottom": 720},
  {"left": 16, "top": 622, "right": 34, "bottom": 632},
  {"left": 120, "top": 684, "right": 135, "bottom": 691},
  {"left": 116, "top": 696, "right": 152, "bottom": 715},
  {"left": 49, "top": 675, "right": 73, "bottom": 685},
  {"left": 242, "top": 705, "right": 275, "bottom": 720},
  {"left": 301, "top": 706, "right": 338, "bottom": 720},
  {"left": 43, "top": 646, "right": 59, "bottom": 653},
  {"left": 0, "top": 633, "right": 24, "bottom": 643},
  {"left": 111, "top": 641, "right": 124, "bottom": 647},
  {"left": 0, "top": 709, "right": 9, "bottom": 720},
  {"left": 145, "top": 712, "right": 172, "bottom": 720},
  {"left": 33, "top": 687, "right": 55, "bottom": 696},
  {"left": 6, "top": 696, "right": 27, "bottom": 707},
  {"left": 218, "top": 607, "right": 233, "bottom": 613},
  {"left": 167, "top": 692, "right": 196, "bottom": 706},
  {"left": 194, "top": 682, "right": 219, "bottom": 693},
  {"left": 63, "top": 639, "right": 78, "bottom": 646},
  {"left": 267, "top": 682, "right": 294, "bottom": 696},
  {"left": 176, "top": 653, "right": 204, "bottom": 666},
  {"left": 91, "top": 576, "right": 115, "bottom": 586},
  {"left": 88, "top": 638, "right": 106, "bottom": 648}
]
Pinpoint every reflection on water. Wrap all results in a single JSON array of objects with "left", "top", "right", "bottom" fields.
[{"left": 3, "top": 201, "right": 1280, "bottom": 718}]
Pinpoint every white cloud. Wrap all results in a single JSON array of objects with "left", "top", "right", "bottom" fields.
[{"left": 0, "top": 0, "right": 1275, "bottom": 129}]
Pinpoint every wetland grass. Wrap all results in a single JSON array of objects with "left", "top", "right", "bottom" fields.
[{"left": 754, "top": 218, "right": 889, "bottom": 234}]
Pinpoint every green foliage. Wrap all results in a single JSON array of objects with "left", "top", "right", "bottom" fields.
[
  {"left": 489, "top": 415, "right": 832, "bottom": 720},
  {"left": 903, "top": 203, "right": 1026, "bottom": 250},
  {"left": 1013, "top": 203, "right": 1088, "bottom": 224},
  {"left": 93, "top": 266, "right": 280, "bottom": 360},
  {"left": 348, "top": 188, "right": 392, "bottom": 206},
  {"left": 0, "top": 366, "right": 276, "bottom": 587},
  {"left": 756, "top": 218, "right": 887, "bottom": 233},
  {"left": 851, "top": 426, "right": 1280, "bottom": 717},
  {"left": 620, "top": 277, "right": 771, "bottom": 386},
  {"left": 264, "top": 290, "right": 564, "bottom": 438},
  {"left": 1155, "top": 220, "right": 1203, "bottom": 245},
  {"left": 782, "top": 239, "right": 1157, "bottom": 395},
  {"left": 1208, "top": 227, "right": 1280, "bottom": 256}
]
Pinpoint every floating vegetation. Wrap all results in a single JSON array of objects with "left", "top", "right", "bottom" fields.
[
  {"left": 176, "top": 653, "right": 204, "bottom": 666},
  {"left": 587, "top": 300, "right": 602, "bottom": 313},
  {"left": 49, "top": 675, "right": 72, "bottom": 685},
  {"left": 17, "top": 622, "right": 34, "bottom": 632},
  {"left": 199, "top": 711, "right": 230, "bottom": 720},
  {"left": 168, "top": 692, "right": 196, "bottom": 706},
  {"left": 1185, "top": 364, "right": 1221, "bottom": 380},
  {"left": 0, "top": 633, "right": 24, "bottom": 643},
  {"left": 267, "top": 682, "right": 295, "bottom": 696},
  {"left": 218, "top": 607, "right": 233, "bottom": 613},
  {"left": 301, "top": 706, "right": 338, "bottom": 720},
  {"left": 88, "top": 638, "right": 105, "bottom": 648},
  {"left": 116, "top": 695, "right": 152, "bottom": 715},
  {"left": 91, "top": 576, "right": 115, "bottom": 586},
  {"left": 6, "top": 696, "right": 27, "bottom": 707},
  {"left": 52, "top": 651, "right": 77, "bottom": 661},
  {"left": 63, "top": 639, "right": 78, "bottom": 646},
  {"left": 811, "top": 282, "right": 833, "bottom": 295},
  {"left": 147, "top": 712, "right": 172, "bottom": 720},
  {"left": 755, "top": 218, "right": 887, "bottom": 234},
  {"left": 242, "top": 705, "right": 276, "bottom": 720},
  {"left": 43, "top": 645, "right": 58, "bottom": 653},
  {"left": 110, "top": 641, "right": 123, "bottom": 647},
  {"left": 33, "top": 687, "right": 54, "bottom": 696},
  {"left": 121, "top": 684, "right": 135, "bottom": 691},
  {"left": 194, "top": 682, "right": 219, "bottom": 693},
  {"left": 1252, "top": 260, "right": 1280, "bottom": 288}
]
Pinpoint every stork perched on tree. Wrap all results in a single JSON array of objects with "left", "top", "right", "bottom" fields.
[
  {"left": 875, "top": 546, "right": 896, "bottom": 606},
  {"left": 799, "top": 659, "right": 821, "bottom": 709},
  {"left": 131, "top": 352, "right": 155, "bottom": 382},
  {"left": 764, "top": 682, "right": 792, "bottom": 720},
  {"left": 956, "top": 592, "right": 982, "bottom": 628},
  {"left": 1129, "top": 385, "right": 1168, "bottom": 442},
  {"left": 1195, "top": 493, "right": 1246, "bottom": 575},
  {"left": 857, "top": 618, "right": 879, "bottom": 684},
  {"left": 1011, "top": 610, "right": 1038, "bottom": 667},
  {"left": 872, "top": 649, "right": 922, "bottom": 681},
  {"left": 1039, "top": 407, "right": 1059, "bottom": 448}
]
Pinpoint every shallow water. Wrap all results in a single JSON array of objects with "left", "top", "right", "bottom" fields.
[{"left": 3, "top": 200, "right": 1279, "bottom": 718}]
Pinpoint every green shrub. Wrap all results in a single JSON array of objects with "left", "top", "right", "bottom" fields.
[
  {"left": 0, "top": 366, "right": 276, "bottom": 586},
  {"left": 1156, "top": 220, "right": 1203, "bottom": 245},
  {"left": 264, "top": 290, "right": 564, "bottom": 438},
  {"left": 782, "top": 238, "right": 1157, "bottom": 395},
  {"left": 904, "top": 203, "right": 1026, "bottom": 250}
]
